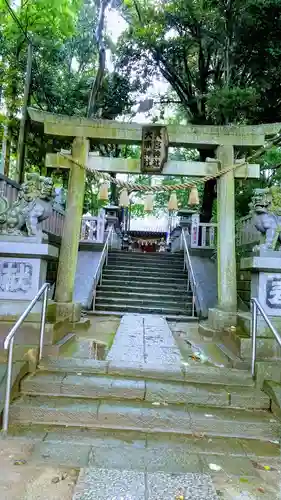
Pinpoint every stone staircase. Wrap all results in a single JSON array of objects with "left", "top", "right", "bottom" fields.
[
  {"left": 95, "top": 251, "right": 194, "bottom": 317},
  {"left": 2, "top": 313, "right": 280, "bottom": 482},
  {"left": 6, "top": 358, "right": 280, "bottom": 453}
]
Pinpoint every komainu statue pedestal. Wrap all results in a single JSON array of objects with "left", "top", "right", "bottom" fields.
[
  {"left": 240, "top": 250, "right": 281, "bottom": 337},
  {"left": 0, "top": 173, "right": 58, "bottom": 319},
  {"left": 0, "top": 236, "right": 58, "bottom": 319}
]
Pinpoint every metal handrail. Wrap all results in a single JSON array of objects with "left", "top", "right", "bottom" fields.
[
  {"left": 251, "top": 297, "right": 281, "bottom": 378},
  {"left": 181, "top": 229, "right": 198, "bottom": 317},
  {"left": 92, "top": 225, "right": 114, "bottom": 310},
  {"left": 2, "top": 282, "right": 49, "bottom": 434}
]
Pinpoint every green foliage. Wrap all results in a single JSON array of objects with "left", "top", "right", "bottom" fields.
[
  {"left": 118, "top": 0, "right": 281, "bottom": 125},
  {"left": 206, "top": 87, "right": 259, "bottom": 125}
]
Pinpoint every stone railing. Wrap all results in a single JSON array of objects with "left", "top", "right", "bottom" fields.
[
  {"left": 190, "top": 214, "right": 217, "bottom": 249},
  {"left": 236, "top": 214, "right": 260, "bottom": 247},
  {"left": 0, "top": 173, "right": 65, "bottom": 238},
  {"left": 80, "top": 211, "right": 105, "bottom": 243}
]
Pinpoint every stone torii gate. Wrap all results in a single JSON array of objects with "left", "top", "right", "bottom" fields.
[{"left": 28, "top": 107, "right": 281, "bottom": 321}]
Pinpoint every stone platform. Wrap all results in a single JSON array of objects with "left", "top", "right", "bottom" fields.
[
  {"left": 107, "top": 314, "right": 182, "bottom": 365},
  {"left": 2, "top": 313, "right": 281, "bottom": 499}
]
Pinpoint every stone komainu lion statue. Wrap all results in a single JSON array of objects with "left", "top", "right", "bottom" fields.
[
  {"left": 249, "top": 186, "right": 281, "bottom": 250},
  {"left": 0, "top": 173, "right": 55, "bottom": 237}
]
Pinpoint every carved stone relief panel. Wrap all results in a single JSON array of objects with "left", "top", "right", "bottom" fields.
[{"left": 0, "top": 257, "right": 41, "bottom": 300}]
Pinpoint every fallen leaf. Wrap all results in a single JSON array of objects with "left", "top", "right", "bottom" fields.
[
  {"left": 175, "top": 487, "right": 185, "bottom": 500},
  {"left": 257, "top": 486, "right": 265, "bottom": 493},
  {"left": 239, "top": 478, "right": 249, "bottom": 483},
  {"left": 52, "top": 477, "right": 60, "bottom": 484},
  {"left": 193, "top": 432, "right": 206, "bottom": 439},
  {"left": 252, "top": 461, "right": 265, "bottom": 470},
  {"left": 190, "top": 355, "right": 201, "bottom": 362},
  {"left": 152, "top": 402, "right": 161, "bottom": 406},
  {"left": 13, "top": 459, "right": 27, "bottom": 466},
  {"left": 251, "top": 461, "right": 273, "bottom": 471},
  {"left": 208, "top": 463, "right": 222, "bottom": 471}
]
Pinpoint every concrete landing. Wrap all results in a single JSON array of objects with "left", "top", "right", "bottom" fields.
[{"left": 107, "top": 314, "right": 182, "bottom": 365}]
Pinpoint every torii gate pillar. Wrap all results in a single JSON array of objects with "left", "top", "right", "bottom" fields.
[
  {"left": 55, "top": 137, "right": 89, "bottom": 303},
  {"left": 216, "top": 145, "right": 237, "bottom": 312}
]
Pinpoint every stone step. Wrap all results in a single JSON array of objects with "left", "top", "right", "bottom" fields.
[
  {"left": 20, "top": 371, "right": 270, "bottom": 410},
  {"left": 7, "top": 425, "right": 280, "bottom": 472},
  {"left": 9, "top": 395, "right": 280, "bottom": 442},
  {"left": 108, "top": 252, "right": 184, "bottom": 265},
  {"left": 100, "top": 281, "right": 188, "bottom": 291},
  {"left": 96, "top": 290, "right": 193, "bottom": 301},
  {"left": 107, "top": 258, "right": 184, "bottom": 268},
  {"left": 95, "top": 296, "right": 192, "bottom": 309},
  {"left": 38, "top": 357, "right": 255, "bottom": 387},
  {"left": 107, "top": 262, "right": 184, "bottom": 271},
  {"left": 109, "top": 252, "right": 184, "bottom": 260},
  {"left": 94, "top": 303, "right": 193, "bottom": 316},
  {"left": 240, "top": 336, "right": 281, "bottom": 361},
  {"left": 104, "top": 265, "right": 185, "bottom": 275},
  {"left": 0, "top": 320, "right": 70, "bottom": 348},
  {"left": 87, "top": 311, "right": 198, "bottom": 322},
  {"left": 105, "top": 267, "right": 185, "bottom": 278},
  {"left": 101, "top": 273, "right": 188, "bottom": 284}
]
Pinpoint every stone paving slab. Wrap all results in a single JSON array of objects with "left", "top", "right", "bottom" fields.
[
  {"left": 146, "top": 472, "right": 218, "bottom": 500},
  {"left": 72, "top": 468, "right": 219, "bottom": 499},
  {"left": 72, "top": 468, "right": 146, "bottom": 500},
  {"left": 106, "top": 314, "right": 182, "bottom": 366}
]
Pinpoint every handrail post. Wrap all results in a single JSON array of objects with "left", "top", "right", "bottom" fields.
[
  {"left": 2, "top": 337, "right": 15, "bottom": 434},
  {"left": 2, "top": 283, "right": 49, "bottom": 434},
  {"left": 192, "top": 295, "right": 195, "bottom": 317},
  {"left": 39, "top": 285, "right": 49, "bottom": 363},
  {"left": 251, "top": 299, "right": 257, "bottom": 378}
]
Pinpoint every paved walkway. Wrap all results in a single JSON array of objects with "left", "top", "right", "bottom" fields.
[
  {"left": 107, "top": 314, "right": 182, "bottom": 365},
  {"left": 73, "top": 468, "right": 218, "bottom": 500},
  {"left": 1, "top": 314, "right": 278, "bottom": 499}
]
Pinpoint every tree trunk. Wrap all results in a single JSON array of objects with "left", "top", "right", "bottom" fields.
[
  {"left": 17, "top": 43, "right": 33, "bottom": 183},
  {"left": 199, "top": 149, "right": 217, "bottom": 223},
  {"left": 110, "top": 173, "right": 117, "bottom": 205},
  {"left": 4, "top": 122, "right": 12, "bottom": 177}
]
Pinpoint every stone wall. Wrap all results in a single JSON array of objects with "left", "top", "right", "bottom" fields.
[
  {"left": 189, "top": 249, "right": 217, "bottom": 318},
  {"left": 73, "top": 244, "right": 104, "bottom": 309},
  {"left": 46, "top": 259, "right": 59, "bottom": 285},
  {"left": 236, "top": 244, "right": 254, "bottom": 311}
]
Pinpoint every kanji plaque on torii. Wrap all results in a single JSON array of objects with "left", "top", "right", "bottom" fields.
[{"left": 141, "top": 125, "right": 169, "bottom": 174}]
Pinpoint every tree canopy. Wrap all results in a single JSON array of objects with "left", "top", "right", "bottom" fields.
[{"left": 1, "top": 0, "right": 281, "bottom": 219}]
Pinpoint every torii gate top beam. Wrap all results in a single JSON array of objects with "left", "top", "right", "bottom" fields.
[{"left": 28, "top": 108, "right": 281, "bottom": 149}]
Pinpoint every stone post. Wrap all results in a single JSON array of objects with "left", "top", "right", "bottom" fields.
[
  {"left": 55, "top": 137, "right": 89, "bottom": 303},
  {"left": 216, "top": 145, "right": 237, "bottom": 311}
]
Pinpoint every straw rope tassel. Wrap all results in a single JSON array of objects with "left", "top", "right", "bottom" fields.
[
  {"left": 119, "top": 188, "right": 129, "bottom": 207},
  {"left": 168, "top": 192, "right": 178, "bottom": 211},
  {"left": 144, "top": 194, "right": 154, "bottom": 212},
  {"left": 98, "top": 182, "right": 109, "bottom": 201},
  {"left": 188, "top": 186, "right": 200, "bottom": 206}
]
